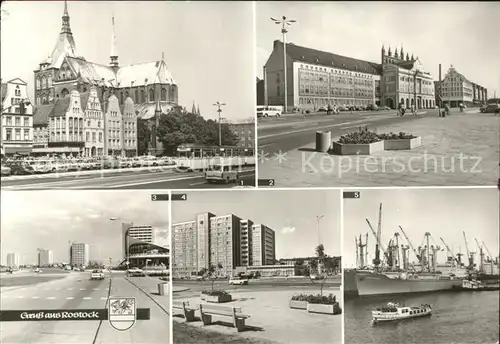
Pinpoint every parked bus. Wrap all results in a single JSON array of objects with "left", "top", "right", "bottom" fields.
[{"left": 175, "top": 144, "right": 255, "bottom": 171}]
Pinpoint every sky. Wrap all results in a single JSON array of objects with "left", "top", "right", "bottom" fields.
[
  {"left": 172, "top": 190, "right": 341, "bottom": 259},
  {"left": 343, "top": 188, "right": 500, "bottom": 269},
  {"left": 256, "top": 2, "right": 500, "bottom": 97},
  {"left": 1, "top": 190, "right": 170, "bottom": 265},
  {"left": 0, "top": 1, "right": 255, "bottom": 122}
]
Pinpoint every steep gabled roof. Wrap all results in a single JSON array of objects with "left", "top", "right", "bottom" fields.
[
  {"left": 79, "top": 92, "right": 90, "bottom": 111},
  {"left": 275, "top": 40, "right": 382, "bottom": 75},
  {"left": 65, "top": 57, "right": 117, "bottom": 87},
  {"left": 117, "top": 60, "right": 176, "bottom": 87},
  {"left": 33, "top": 104, "right": 55, "bottom": 125},
  {"left": 135, "top": 102, "right": 173, "bottom": 120},
  {"left": 49, "top": 97, "right": 71, "bottom": 117}
]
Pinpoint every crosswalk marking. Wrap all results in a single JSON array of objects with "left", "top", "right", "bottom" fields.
[
  {"left": 66, "top": 297, "right": 74, "bottom": 300},
  {"left": 100, "top": 297, "right": 108, "bottom": 300},
  {"left": 46, "top": 297, "right": 56, "bottom": 300},
  {"left": 31, "top": 296, "right": 40, "bottom": 299},
  {"left": 80, "top": 288, "right": 86, "bottom": 291},
  {"left": 83, "top": 297, "right": 92, "bottom": 300}
]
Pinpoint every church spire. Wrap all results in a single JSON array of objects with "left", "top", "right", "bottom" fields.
[
  {"left": 191, "top": 101, "right": 196, "bottom": 114},
  {"left": 110, "top": 16, "right": 119, "bottom": 69},
  {"left": 61, "top": 0, "right": 72, "bottom": 35},
  {"left": 197, "top": 105, "right": 200, "bottom": 115}
]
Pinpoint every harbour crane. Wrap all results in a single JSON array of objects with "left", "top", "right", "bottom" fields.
[
  {"left": 398, "top": 225, "right": 422, "bottom": 271},
  {"left": 474, "top": 238, "right": 484, "bottom": 273},
  {"left": 481, "top": 240, "right": 496, "bottom": 275},
  {"left": 401, "top": 245, "right": 410, "bottom": 270},
  {"left": 365, "top": 233, "right": 369, "bottom": 269},
  {"left": 366, "top": 218, "right": 387, "bottom": 270},
  {"left": 355, "top": 237, "right": 359, "bottom": 268},
  {"left": 481, "top": 240, "right": 495, "bottom": 262},
  {"left": 440, "top": 237, "right": 459, "bottom": 265},
  {"left": 463, "top": 231, "right": 475, "bottom": 270},
  {"left": 394, "top": 232, "right": 401, "bottom": 270}
]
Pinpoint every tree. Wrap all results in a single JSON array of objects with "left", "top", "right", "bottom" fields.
[
  {"left": 208, "top": 262, "right": 223, "bottom": 291},
  {"left": 294, "top": 258, "right": 309, "bottom": 276},
  {"left": 155, "top": 106, "right": 240, "bottom": 155},
  {"left": 198, "top": 268, "right": 208, "bottom": 277},
  {"left": 137, "top": 119, "right": 151, "bottom": 156},
  {"left": 309, "top": 244, "right": 329, "bottom": 296}
]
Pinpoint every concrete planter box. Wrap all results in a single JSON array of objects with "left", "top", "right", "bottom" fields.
[
  {"left": 203, "top": 294, "right": 232, "bottom": 303},
  {"left": 383, "top": 136, "right": 422, "bottom": 150},
  {"left": 330, "top": 140, "right": 384, "bottom": 155},
  {"left": 289, "top": 300, "right": 308, "bottom": 310},
  {"left": 307, "top": 302, "right": 342, "bottom": 315}
]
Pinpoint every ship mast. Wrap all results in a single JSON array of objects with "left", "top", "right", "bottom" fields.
[{"left": 355, "top": 236, "right": 359, "bottom": 268}]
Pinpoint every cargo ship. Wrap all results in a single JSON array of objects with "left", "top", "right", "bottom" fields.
[{"left": 345, "top": 269, "right": 462, "bottom": 297}]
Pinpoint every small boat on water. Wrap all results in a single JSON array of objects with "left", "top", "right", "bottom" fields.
[{"left": 372, "top": 302, "right": 432, "bottom": 323}]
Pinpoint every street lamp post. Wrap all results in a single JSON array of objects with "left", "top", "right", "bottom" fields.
[
  {"left": 213, "top": 102, "right": 226, "bottom": 146},
  {"left": 316, "top": 215, "right": 324, "bottom": 246},
  {"left": 271, "top": 16, "right": 296, "bottom": 113}
]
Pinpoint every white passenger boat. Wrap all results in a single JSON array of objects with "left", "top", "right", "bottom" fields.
[{"left": 372, "top": 302, "right": 432, "bottom": 323}]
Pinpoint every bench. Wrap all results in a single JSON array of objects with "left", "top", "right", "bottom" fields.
[
  {"left": 199, "top": 303, "right": 250, "bottom": 332},
  {"left": 172, "top": 300, "right": 196, "bottom": 322}
]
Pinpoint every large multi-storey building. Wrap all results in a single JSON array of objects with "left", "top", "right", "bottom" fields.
[
  {"left": 1, "top": 79, "right": 34, "bottom": 156},
  {"left": 263, "top": 40, "right": 436, "bottom": 110},
  {"left": 32, "top": 1, "right": 177, "bottom": 156},
  {"left": 38, "top": 249, "right": 54, "bottom": 266},
  {"left": 172, "top": 212, "right": 276, "bottom": 278},
  {"left": 70, "top": 242, "right": 90, "bottom": 268},
  {"left": 251, "top": 224, "right": 276, "bottom": 266},
  {"left": 6, "top": 253, "right": 20, "bottom": 268},
  {"left": 120, "top": 223, "right": 168, "bottom": 268},
  {"left": 435, "top": 65, "right": 488, "bottom": 107}
]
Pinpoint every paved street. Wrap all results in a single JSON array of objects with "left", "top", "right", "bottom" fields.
[
  {"left": 258, "top": 109, "right": 499, "bottom": 187},
  {"left": 173, "top": 277, "right": 342, "bottom": 344},
  {"left": 0, "top": 270, "right": 170, "bottom": 344},
  {"left": 1, "top": 168, "right": 255, "bottom": 190},
  {"left": 258, "top": 110, "right": 424, "bottom": 155}
]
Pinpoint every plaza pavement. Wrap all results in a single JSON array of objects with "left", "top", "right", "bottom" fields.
[
  {"left": 173, "top": 287, "right": 342, "bottom": 344},
  {"left": 258, "top": 111, "right": 499, "bottom": 187}
]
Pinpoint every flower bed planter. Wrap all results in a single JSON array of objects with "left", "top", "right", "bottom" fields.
[
  {"left": 307, "top": 302, "right": 342, "bottom": 315},
  {"left": 204, "top": 294, "right": 232, "bottom": 303},
  {"left": 330, "top": 140, "right": 384, "bottom": 155},
  {"left": 289, "top": 300, "right": 308, "bottom": 310},
  {"left": 383, "top": 136, "right": 422, "bottom": 150}
]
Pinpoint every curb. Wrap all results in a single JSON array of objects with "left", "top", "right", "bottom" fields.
[
  {"left": 125, "top": 277, "right": 170, "bottom": 316},
  {"left": 1, "top": 166, "right": 176, "bottom": 181},
  {"left": 173, "top": 287, "right": 191, "bottom": 293}
]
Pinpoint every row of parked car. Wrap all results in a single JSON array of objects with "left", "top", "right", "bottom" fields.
[
  {"left": 316, "top": 104, "right": 391, "bottom": 112},
  {"left": 480, "top": 103, "right": 500, "bottom": 113},
  {"left": 1, "top": 155, "right": 177, "bottom": 176}
]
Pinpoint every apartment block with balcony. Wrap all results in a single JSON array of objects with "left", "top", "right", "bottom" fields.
[
  {"left": 251, "top": 224, "right": 276, "bottom": 266},
  {"left": 1, "top": 79, "right": 34, "bottom": 156},
  {"left": 210, "top": 214, "right": 242, "bottom": 277},
  {"left": 171, "top": 220, "right": 198, "bottom": 278}
]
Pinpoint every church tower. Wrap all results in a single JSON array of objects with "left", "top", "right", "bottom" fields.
[
  {"left": 381, "top": 45, "right": 386, "bottom": 64},
  {"left": 110, "top": 16, "right": 119, "bottom": 71}
]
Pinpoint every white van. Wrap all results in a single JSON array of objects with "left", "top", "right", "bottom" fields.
[{"left": 256, "top": 106, "right": 282, "bottom": 118}]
